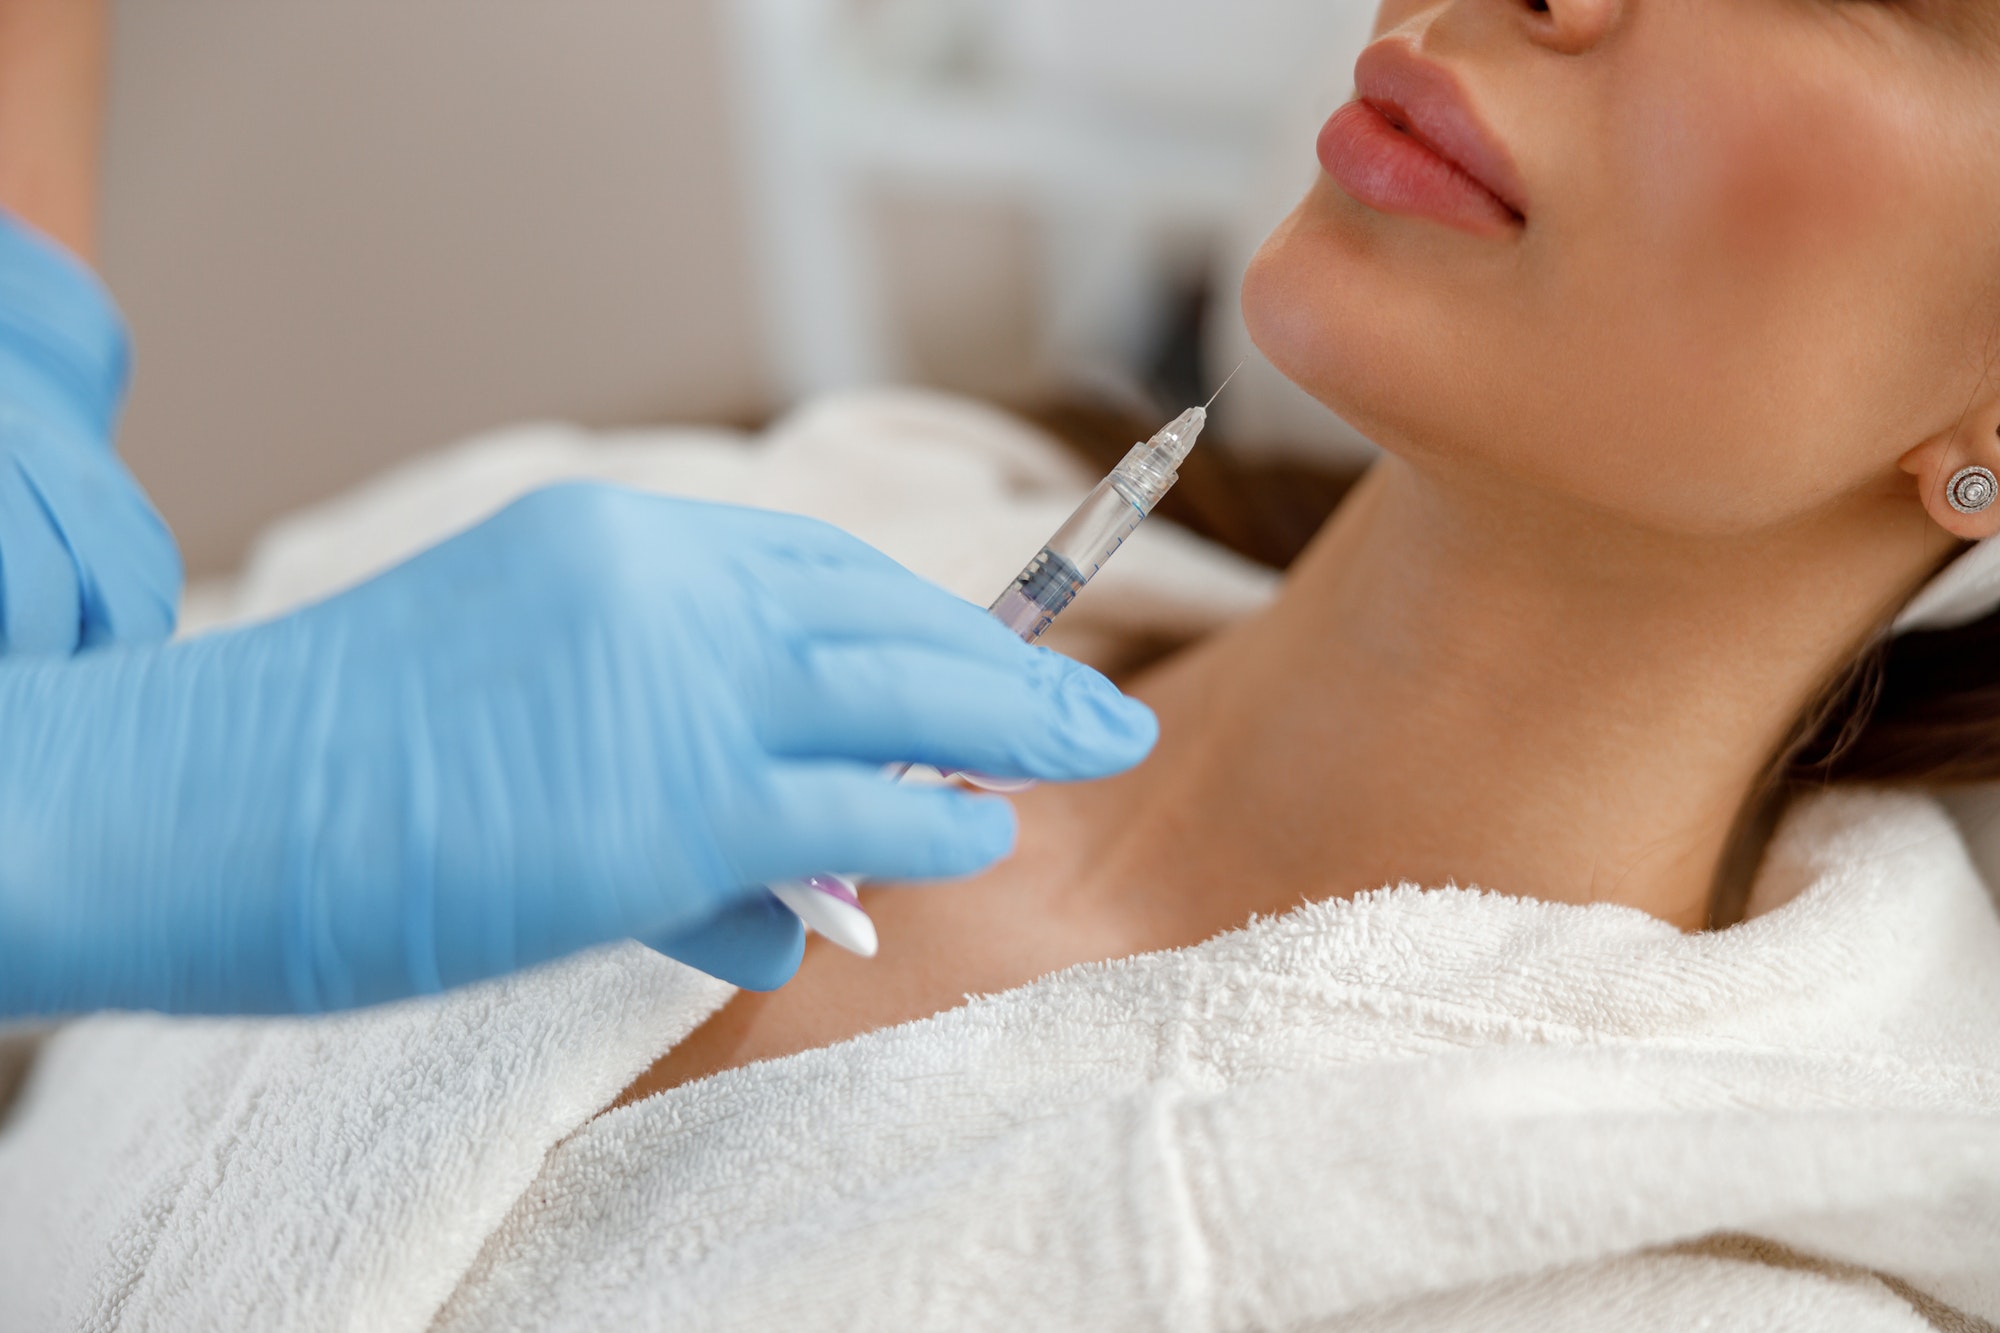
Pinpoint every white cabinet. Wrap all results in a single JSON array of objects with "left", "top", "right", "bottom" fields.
[{"left": 720, "top": 0, "right": 1367, "bottom": 405}]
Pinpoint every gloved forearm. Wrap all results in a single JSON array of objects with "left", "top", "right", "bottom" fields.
[
  {"left": 0, "top": 614, "right": 747, "bottom": 1013},
  {"left": 0, "top": 631, "right": 305, "bottom": 1013}
]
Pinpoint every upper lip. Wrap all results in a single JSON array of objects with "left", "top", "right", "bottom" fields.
[{"left": 1352, "top": 39, "right": 1528, "bottom": 219}]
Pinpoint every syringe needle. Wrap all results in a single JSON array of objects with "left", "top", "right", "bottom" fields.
[{"left": 1203, "top": 360, "right": 1247, "bottom": 412}]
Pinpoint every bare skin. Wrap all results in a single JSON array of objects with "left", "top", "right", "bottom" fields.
[
  {"left": 0, "top": 0, "right": 108, "bottom": 262},
  {"left": 630, "top": 0, "right": 2000, "bottom": 1098},
  {"left": 631, "top": 454, "right": 1954, "bottom": 1095}
]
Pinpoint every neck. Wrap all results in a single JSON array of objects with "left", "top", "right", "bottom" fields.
[{"left": 1055, "top": 453, "right": 1953, "bottom": 934}]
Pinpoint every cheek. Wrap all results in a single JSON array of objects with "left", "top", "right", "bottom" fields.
[
  {"left": 1571, "top": 30, "right": 1977, "bottom": 512},
  {"left": 1618, "top": 54, "right": 1917, "bottom": 272}
]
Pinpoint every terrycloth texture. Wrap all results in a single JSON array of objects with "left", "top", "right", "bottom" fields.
[
  {"left": 3, "top": 390, "right": 1998, "bottom": 1330},
  {"left": 420, "top": 789, "right": 2000, "bottom": 1333}
]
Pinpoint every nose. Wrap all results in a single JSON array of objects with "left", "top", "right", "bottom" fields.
[{"left": 1521, "top": 0, "right": 1620, "bottom": 54}]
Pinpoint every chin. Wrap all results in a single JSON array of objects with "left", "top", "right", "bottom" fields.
[
  {"left": 1242, "top": 194, "right": 1354, "bottom": 411},
  {"left": 1243, "top": 179, "right": 1483, "bottom": 469},
  {"left": 1242, "top": 179, "right": 1616, "bottom": 513}
]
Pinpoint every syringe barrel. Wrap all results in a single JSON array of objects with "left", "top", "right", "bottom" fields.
[{"left": 986, "top": 476, "right": 1147, "bottom": 645}]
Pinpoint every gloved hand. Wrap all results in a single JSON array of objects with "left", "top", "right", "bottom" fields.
[
  {"left": 0, "top": 211, "right": 181, "bottom": 654},
  {"left": 0, "top": 485, "right": 1159, "bottom": 1015}
]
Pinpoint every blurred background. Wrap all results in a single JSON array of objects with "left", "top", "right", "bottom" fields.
[{"left": 100, "top": 0, "right": 1378, "bottom": 578}]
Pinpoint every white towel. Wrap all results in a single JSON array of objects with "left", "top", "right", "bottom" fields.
[
  {"left": 2, "top": 391, "right": 1996, "bottom": 1331},
  {"left": 422, "top": 789, "right": 2000, "bottom": 1333}
]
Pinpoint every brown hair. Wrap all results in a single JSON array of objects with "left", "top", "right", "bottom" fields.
[
  {"left": 1025, "top": 396, "right": 1998, "bottom": 918},
  {"left": 1786, "top": 599, "right": 2000, "bottom": 787}
]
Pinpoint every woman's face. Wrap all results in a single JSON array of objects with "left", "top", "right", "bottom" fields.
[{"left": 1244, "top": 0, "right": 2000, "bottom": 535}]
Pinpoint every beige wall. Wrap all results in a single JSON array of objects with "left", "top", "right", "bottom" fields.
[{"left": 100, "top": 1, "right": 767, "bottom": 577}]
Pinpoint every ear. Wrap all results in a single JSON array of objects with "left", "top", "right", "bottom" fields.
[{"left": 1899, "top": 401, "right": 2000, "bottom": 541}]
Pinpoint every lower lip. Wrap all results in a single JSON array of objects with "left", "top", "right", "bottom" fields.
[{"left": 1317, "top": 100, "right": 1521, "bottom": 237}]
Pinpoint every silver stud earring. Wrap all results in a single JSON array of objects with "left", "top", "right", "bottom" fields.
[{"left": 1949, "top": 465, "right": 1998, "bottom": 515}]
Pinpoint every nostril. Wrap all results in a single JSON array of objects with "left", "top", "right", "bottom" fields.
[{"left": 1524, "top": 0, "right": 1621, "bottom": 49}]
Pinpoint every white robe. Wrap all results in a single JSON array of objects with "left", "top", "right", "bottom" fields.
[{"left": 2, "top": 391, "right": 1996, "bottom": 1332}]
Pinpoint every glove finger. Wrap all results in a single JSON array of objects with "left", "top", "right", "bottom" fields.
[
  {"left": 749, "top": 560, "right": 1041, "bottom": 662},
  {"left": 0, "top": 455, "right": 82, "bottom": 655},
  {"left": 760, "top": 639, "right": 1157, "bottom": 781},
  {"left": 28, "top": 452, "right": 180, "bottom": 648},
  {"left": 645, "top": 893, "right": 806, "bottom": 992},
  {"left": 724, "top": 764, "right": 1019, "bottom": 888}
]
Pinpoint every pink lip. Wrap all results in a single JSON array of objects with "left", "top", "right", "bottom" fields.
[{"left": 1317, "top": 40, "right": 1528, "bottom": 234}]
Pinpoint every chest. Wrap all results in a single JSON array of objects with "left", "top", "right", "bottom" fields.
[
  {"left": 621, "top": 781, "right": 1385, "bottom": 1103},
  {"left": 623, "top": 870, "right": 1146, "bottom": 1101}
]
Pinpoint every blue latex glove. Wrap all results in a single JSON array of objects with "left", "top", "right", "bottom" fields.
[
  {"left": 0, "top": 212, "right": 181, "bottom": 653},
  {"left": 0, "top": 486, "right": 1159, "bottom": 1015}
]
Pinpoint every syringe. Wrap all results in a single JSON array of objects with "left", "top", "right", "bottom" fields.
[
  {"left": 768, "top": 399, "right": 1217, "bottom": 959},
  {"left": 988, "top": 405, "right": 1207, "bottom": 645}
]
